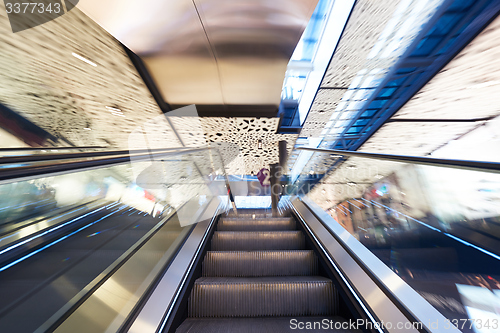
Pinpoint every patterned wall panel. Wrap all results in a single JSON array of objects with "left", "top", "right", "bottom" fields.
[
  {"left": 304, "top": 3, "right": 500, "bottom": 205},
  {"left": 0, "top": 5, "right": 296, "bottom": 175},
  {"left": 359, "top": 15, "right": 500, "bottom": 156},
  {"left": 0, "top": 3, "right": 164, "bottom": 148},
  {"left": 199, "top": 118, "right": 298, "bottom": 175}
]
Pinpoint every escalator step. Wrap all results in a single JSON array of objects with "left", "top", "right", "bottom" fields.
[
  {"left": 218, "top": 218, "right": 295, "bottom": 231},
  {"left": 188, "top": 276, "right": 335, "bottom": 317},
  {"left": 221, "top": 217, "right": 292, "bottom": 222},
  {"left": 224, "top": 213, "right": 272, "bottom": 219},
  {"left": 211, "top": 231, "right": 305, "bottom": 251},
  {"left": 176, "top": 317, "right": 360, "bottom": 333},
  {"left": 203, "top": 250, "right": 318, "bottom": 277}
]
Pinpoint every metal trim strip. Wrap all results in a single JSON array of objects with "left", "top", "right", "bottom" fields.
[{"left": 295, "top": 196, "right": 462, "bottom": 333}]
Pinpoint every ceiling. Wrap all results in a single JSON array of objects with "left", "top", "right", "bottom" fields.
[{"left": 72, "top": 0, "right": 318, "bottom": 111}]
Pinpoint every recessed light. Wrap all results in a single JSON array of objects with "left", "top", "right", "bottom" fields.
[
  {"left": 106, "top": 106, "right": 125, "bottom": 117},
  {"left": 106, "top": 106, "right": 122, "bottom": 112},
  {"left": 347, "top": 182, "right": 356, "bottom": 186},
  {"left": 467, "top": 80, "right": 500, "bottom": 89},
  {"left": 84, "top": 128, "right": 91, "bottom": 131},
  {"left": 72, "top": 52, "right": 97, "bottom": 67}
]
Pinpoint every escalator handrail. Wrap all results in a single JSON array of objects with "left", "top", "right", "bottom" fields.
[
  {"left": 0, "top": 146, "right": 106, "bottom": 152},
  {"left": 0, "top": 147, "right": 200, "bottom": 165},
  {"left": 297, "top": 147, "right": 500, "bottom": 174},
  {"left": 0, "top": 147, "right": 212, "bottom": 182},
  {"left": 293, "top": 196, "right": 462, "bottom": 333}
]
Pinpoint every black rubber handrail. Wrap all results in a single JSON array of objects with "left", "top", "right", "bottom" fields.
[
  {"left": 0, "top": 146, "right": 106, "bottom": 152},
  {"left": 0, "top": 147, "right": 198, "bottom": 165},
  {"left": 0, "top": 147, "right": 209, "bottom": 182},
  {"left": 297, "top": 147, "right": 500, "bottom": 174}
]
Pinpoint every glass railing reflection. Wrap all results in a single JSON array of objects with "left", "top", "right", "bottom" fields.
[
  {"left": 304, "top": 158, "right": 500, "bottom": 333},
  {"left": 0, "top": 146, "right": 230, "bottom": 332}
]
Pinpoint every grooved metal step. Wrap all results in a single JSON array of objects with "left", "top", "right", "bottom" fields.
[
  {"left": 188, "top": 276, "right": 335, "bottom": 318},
  {"left": 224, "top": 213, "right": 272, "bottom": 218},
  {"left": 176, "top": 317, "right": 360, "bottom": 333},
  {"left": 203, "top": 250, "right": 318, "bottom": 277},
  {"left": 211, "top": 231, "right": 305, "bottom": 251},
  {"left": 218, "top": 218, "right": 296, "bottom": 231}
]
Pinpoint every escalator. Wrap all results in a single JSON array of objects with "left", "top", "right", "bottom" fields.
[
  {"left": 0, "top": 146, "right": 468, "bottom": 333},
  {"left": 175, "top": 210, "right": 359, "bottom": 333},
  {"left": 0, "top": 147, "right": 226, "bottom": 333},
  {"left": 0, "top": 204, "right": 176, "bottom": 333}
]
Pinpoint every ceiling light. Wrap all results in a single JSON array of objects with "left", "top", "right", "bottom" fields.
[
  {"left": 84, "top": 128, "right": 91, "bottom": 131},
  {"left": 106, "top": 106, "right": 125, "bottom": 117},
  {"left": 347, "top": 182, "right": 356, "bottom": 186},
  {"left": 106, "top": 106, "right": 122, "bottom": 113},
  {"left": 258, "top": 140, "right": 263, "bottom": 149},
  {"left": 375, "top": 174, "right": 383, "bottom": 179},
  {"left": 467, "top": 80, "right": 500, "bottom": 89},
  {"left": 72, "top": 52, "right": 97, "bottom": 67},
  {"left": 346, "top": 165, "right": 357, "bottom": 170}
]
